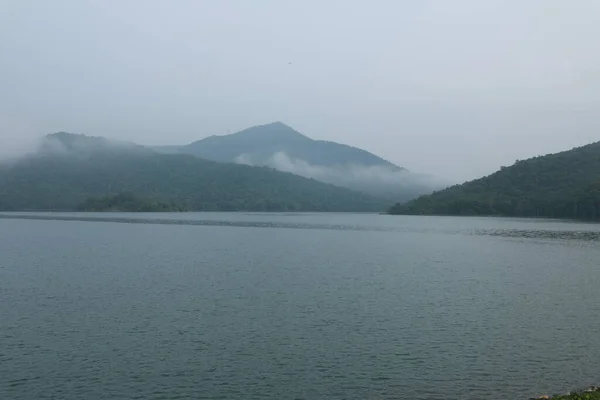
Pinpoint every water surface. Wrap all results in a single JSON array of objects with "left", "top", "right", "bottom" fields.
[{"left": 1, "top": 213, "right": 599, "bottom": 399}]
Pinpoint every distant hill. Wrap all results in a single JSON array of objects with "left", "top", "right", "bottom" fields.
[
  {"left": 0, "top": 132, "right": 387, "bottom": 212},
  {"left": 157, "top": 122, "right": 400, "bottom": 167},
  {"left": 389, "top": 141, "right": 600, "bottom": 220},
  {"left": 154, "top": 122, "right": 445, "bottom": 201}
]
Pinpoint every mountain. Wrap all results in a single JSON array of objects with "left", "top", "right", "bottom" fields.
[
  {"left": 157, "top": 122, "right": 399, "bottom": 167},
  {"left": 389, "top": 141, "right": 600, "bottom": 220},
  {"left": 154, "top": 122, "right": 444, "bottom": 201},
  {"left": 0, "top": 132, "right": 387, "bottom": 212}
]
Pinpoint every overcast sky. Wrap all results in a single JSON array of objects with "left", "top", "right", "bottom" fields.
[{"left": 1, "top": 0, "right": 599, "bottom": 181}]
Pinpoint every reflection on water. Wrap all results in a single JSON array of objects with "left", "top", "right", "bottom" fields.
[
  {"left": 1, "top": 213, "right": 599, "bottom": 242},
  {"left": 0, "top": 213, "right": 395, "bottom": 232}
]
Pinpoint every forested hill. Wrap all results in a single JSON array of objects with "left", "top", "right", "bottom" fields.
[
  {"left": 389, "top": 141, "right": 600, "bottom": 220},
  {"left": 0, "top": 133, "right": 387, "bottom": 212},
  {"left": 153, "top": 122, "right": 444, "bottom": 201}
]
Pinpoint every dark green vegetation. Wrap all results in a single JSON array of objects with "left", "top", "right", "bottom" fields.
[
  {"left": 78, "top": 193, "right": 184, "bottom": 212},
  {"left": 390, "top": 141, "right": 600, "bottom": 221},
  {"left": 0, "top": 133, "right": 386, "bottom": 212}
]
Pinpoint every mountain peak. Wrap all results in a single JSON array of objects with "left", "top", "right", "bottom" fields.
[
  {"left": 262, "top": 121, "right": 297, "bottom": 131},
  {"left": 162, "top": 122, "right": 441, "bottom": 201},
  {"left": 264, "top": 121, "right": 289, "bottom": 127},
  {"left": 231, "top": 122, "right": 309, "bottom": 141}
]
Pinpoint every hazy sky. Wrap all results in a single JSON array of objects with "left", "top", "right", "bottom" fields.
[{"left": 1, "top": 0, "right": 599, "bottom": 181}]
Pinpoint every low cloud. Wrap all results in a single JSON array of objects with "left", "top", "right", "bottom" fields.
[
  {"left": 38, "top": 133, "right": 147, "bottom": 157},
  {"left": 235, "top": 151, "right": 451, "bottom": 199},
  {"left": 0, "top": 116, "right": 41, "bottom": 162}
]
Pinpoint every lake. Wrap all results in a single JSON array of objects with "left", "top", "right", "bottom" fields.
[{"left": 1, "top": 212, "right": 599, "bottom": 400}]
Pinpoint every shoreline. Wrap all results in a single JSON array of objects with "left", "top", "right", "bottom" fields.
[{"left": 530, "top": 386, "right": 600, "bottom": 399}]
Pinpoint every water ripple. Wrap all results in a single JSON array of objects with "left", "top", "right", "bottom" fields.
[
  {"left": 1, "top": 214, "right": 600, "bottom": 243},
  {"left": 2, "top": 214, "right": 600, "bottom": 399}
]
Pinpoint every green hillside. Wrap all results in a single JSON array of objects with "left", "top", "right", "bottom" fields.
[
  {"left": 0, "top": 133, "right": 387, "bottom": 212},
  {"left": 389, "top": 141, "right": 600, "bottom": 220}
]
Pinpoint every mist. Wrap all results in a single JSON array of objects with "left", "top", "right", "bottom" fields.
[
  {"left": 235, "top": 151, "right": 451, "bottom": 199},
  {"left": 2, "top": 1, "right": 600, "bottom": 181},
  {"left": 0, "top": 138, "right": 38, "bottom": 163},
  {"left": 0, "top": 128, "right": 146, "bottom": 163},
  {"left": 0, "top": 116, "right": 41, "bottom": 162}
]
